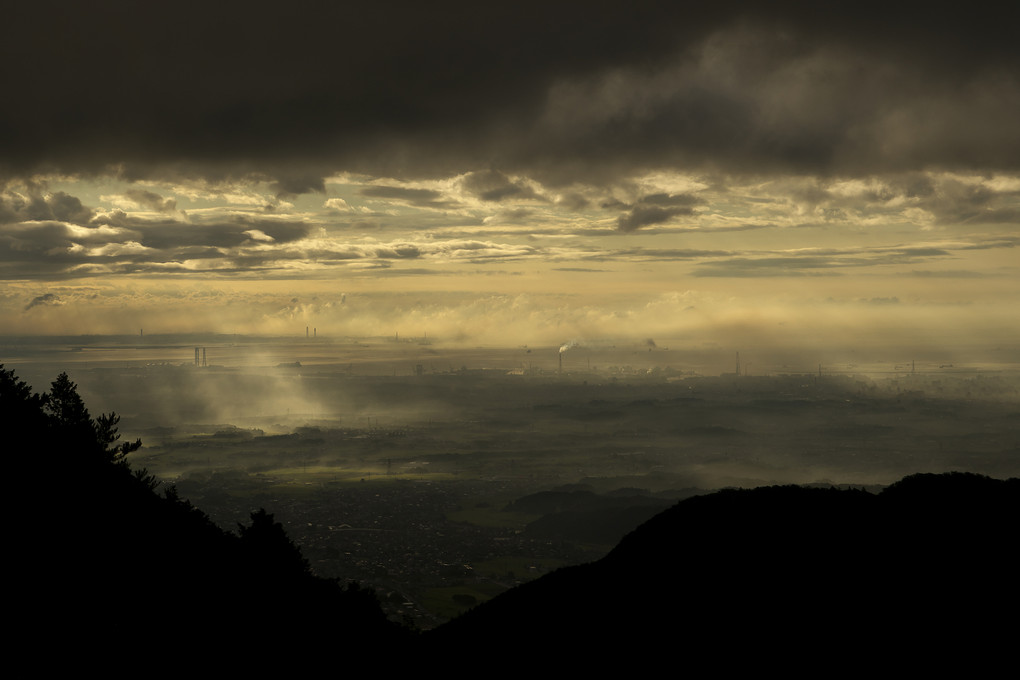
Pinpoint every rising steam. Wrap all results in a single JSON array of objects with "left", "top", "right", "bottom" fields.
[{"left": 559, "top": 340, "right": 582, "bottom": 354}]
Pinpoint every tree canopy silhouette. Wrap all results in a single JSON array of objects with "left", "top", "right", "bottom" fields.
[
  {"left": 40, "top": 371, "right": 141, "bottom": 466},
  {"left": 5, "top": 364, "right": 406, "bottom": 669},
  {"left": 238, "top": 508, "right": 313, "bottom": 579}
]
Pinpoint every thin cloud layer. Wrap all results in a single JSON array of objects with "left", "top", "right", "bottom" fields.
[{"left": 2, "top": 172, "right": 1018, "bottom": 282}]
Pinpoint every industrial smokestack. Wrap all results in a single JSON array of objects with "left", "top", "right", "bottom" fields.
[{"left": 559, "top": 340, "right": 584, "bottom": 373}]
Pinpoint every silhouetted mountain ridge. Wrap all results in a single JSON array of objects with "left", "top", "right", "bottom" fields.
[
  {"left": 6, "top": 364, "right": 1015, "bottom": 671},
  {"left": 429, "top": 472, "right": 1018, "bottom": 671}
]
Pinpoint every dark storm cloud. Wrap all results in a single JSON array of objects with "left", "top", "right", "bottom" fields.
[
  {"left": 556, "top": 193, "right": 590, "bottom": 211},
  {"left": 0, "top": 190, "right": 94, "bottom": 225},
  {"left": 462, "top": 170, "right": 542, "bottom": 202},
  {"left": 373, "top": 245, "right": 423, "bottom": 260},
  {"left": 888, "top": 174, "right": 937, "bottom": 199},
  {"left": 0, "top": 197, "right": 317, "bottom": 278},
  {"left": 24, "top": 293, "right": 61, "bottom": 311},
  {"left": 617, "top": 194, "right": 703, "bottom": 232},
  {"left": 482, "top": 209, "right": 535, "bottom": 226},
  {"left": 359, "top": 186, "right": 454, "bottom": 209},
  {"left": 119, "top": 218, "right": 311, "bottom": 250},
  {"left": 3, "top": 1, "right": 1016, "bottom": 188},
  {"left": 133, "top": 223, "right": 246, "bottom": 250},
  {"left": 271, "top": 175, "right": 326, "bottom": 199},
  {"left": 925, "top": 180, "right": 1020, "bottom": 225},
  {"left": 0, "top": 220, "right": 137, "bottom": 269},
  {"left": 41, "top": 192, "right": 94, "bottom": 223},
  {"left": 617, "top": 206, "right": 693, "bottom": 233},
  {"left": 123, "top": 189, "right": 177, "bottom": 213},
  {"left": 0, "top": 198, "right": 549, "bottom": 277}
]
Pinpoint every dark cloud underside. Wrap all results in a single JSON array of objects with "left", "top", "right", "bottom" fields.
[
  {"left": 359, "top": 186, "right": 452, "bottom": 209},
  {"left": 1, "top": 1, "right": 1017, "bottom": 187}
]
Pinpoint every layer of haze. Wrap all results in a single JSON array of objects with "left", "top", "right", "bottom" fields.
[{"left": 6, "top": 337, "right": 1018, "bottom": 492}]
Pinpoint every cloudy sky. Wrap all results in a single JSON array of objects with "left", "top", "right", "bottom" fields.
[{"left": 2, "top": 1, "right": 1018, "bottom": 360}]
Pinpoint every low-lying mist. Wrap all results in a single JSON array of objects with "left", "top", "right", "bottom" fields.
[
  {"left": 4, "top": 338, "right": 1004, "bottom": 488},
  {"left": 8, "top": 335, "right": 1017, "bottom": 626}
]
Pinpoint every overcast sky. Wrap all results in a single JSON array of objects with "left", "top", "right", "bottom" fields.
[{"left": 2, "top": 1, "right": 1018, "bottom": 362}]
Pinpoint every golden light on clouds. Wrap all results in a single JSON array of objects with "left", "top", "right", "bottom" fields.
[{"left": 0, "top": 3, "right": 1017, "bottom": 368}]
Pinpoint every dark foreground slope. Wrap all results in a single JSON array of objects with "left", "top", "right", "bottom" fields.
[
  {"left": 5, "top": 366, "right": 408, "bottom": 671},
  {"left": 428, "top": 472, "right": 1018, "bottom": 671},
  {"left": 8, "top": 364, "right": 1016, "bottom": 672}
]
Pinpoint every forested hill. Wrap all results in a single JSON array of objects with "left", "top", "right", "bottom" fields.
[
  {"left": 4, "top": 366, "right": 406, "bottom": 670},
  {"left": 428, "top": 472, "right": 1018, "bottom": 671}
]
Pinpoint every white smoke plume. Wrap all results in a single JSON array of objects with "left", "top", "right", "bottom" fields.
[{"left": 559, "top": 340, "right": 583, "bottom": 354}]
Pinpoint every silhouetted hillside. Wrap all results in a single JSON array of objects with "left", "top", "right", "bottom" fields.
[
  {"left": 507, "top": 488, "right": 675, "bottom": 545},
  {"left": 429, "top": 472, "right": 1018, "bottom": 671},
  {"left": 9, "top": 363, "right": 1016, "bottom": 671},
  {"left": 4, "top": 366, "right": 406, "bottom": 670}
]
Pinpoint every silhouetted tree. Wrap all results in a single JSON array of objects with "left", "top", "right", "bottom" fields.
[
  {"left": 37, "top": 371, "right": 141, "bottom": 467},
  {"left": 95, "top": 411, "right": 142, "bottom": 463},
  {"left": 42, "top": 372, "right": 91, "bottom": 431},
  {"left": 1, "top": 364, "right": 47, "bottom": 437},
  {"left": 238, "top": 508, "right": 312, "bottom": 579}
]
